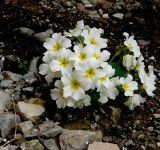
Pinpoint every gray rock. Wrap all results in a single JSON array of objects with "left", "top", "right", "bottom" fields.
[
  {"left": 0, "top": 113, "right": 21, "bottom": 138},
  {"left": 0, "top": 80, "right": 13, "bottom": 88},
  {"left": 148, "top": 126, "right": 154, "bottom": 131},
  {"left": 44, "top": 139, "right": 59, "bottom": 150},
  {"left": 112, "top": 13, "right": 124, "bottom": 20},
  {"left": 103, "top": 136, "right": 112, "bottom": 142},
  {"left": 34, "top": 29, "right": 53, "bottom": 42},
  {"left": 140, "top": 145, "right": 146, "bottom": 150},
  {"left": 20, "top": 140, "right": 44, "bottom": 150},
  {"left": 81, "top": 0, "right": 91, "bottom": 5},
  {"left": 102, "top": 13, "right": 109, "bottom": 19},
  {"left": 23, "top": 87, "right": 34, "bottom": 92},
  {"left": 88, "top": 10, "right": 101, "bottom": 19},
  {"left": 24, "top": 121, "right": 62, "bottom": 138},
  {"left": 29, "top": 57, "right": 40, "bottom": 74},
  {"left": 3, "top": 71, "right": 22, "bottom": 82},
  {"left": 88, "top": 142, "right": 120, "bottom": 150},
  {"left": 18, "top": 121, "right": 34, "bottom": 134},
  {"left": 0, "top": 91, "right": 12, "bottom": 112},
  {"left": 65, "top": 1, "right": 73, "bottom": 7},
  {"left": 138, "top": 134, "right": 145, "bottom": 140},
  {"left": 0, "top": 73, "right": 4, "bottom": 81},
  {"left": 23, "top": 72, "right": 37, "bottom": 84},
  {"left": 85, "top": 4, "right": 93, "bottom": 8},
  {"left": 13, "top": 27, "right": 34, "bottom": 36},
  {"left": 0, "top": 144, "right": 18, "bottom": 150},
  {"left": 125, "top": 140, "right": 135, "bottom": 146},
  {"left": 153, "top": 113, "right": 160, "bottom": 119},
  {"left": 16, "top": 101, "right": 45, "bottom": 122},
  {"left": 59, "top": 129, "right": 102, "bottom": 150}
]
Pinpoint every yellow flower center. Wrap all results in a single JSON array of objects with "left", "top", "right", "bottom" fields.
[
  {"left": 135, "top": 64, "right": 140, "bottom": 70},
  {"left": 59, "top": 58, "right": 69, "bottom": 67},
  {"left": 127, "top": 42, "right": 133, "bottom": 48},
  {"left": 78, "top": 52, "right": 87, "bottom": 61},
  {"left": 71, "top": 80, "right": 80, "bottom": 90},
  {"left": 89, "top": 38, "right": 97, "bottom": 45},
  {"left": 93, "top": 53, "right": 101, "bottom": 59},
  {"left": 85, "top": 68, "right": 95, "bottom": 78},
  {"left": 123, "top": 83, "right": 129, "bottom": 91},
  {"left": 99, "top": 76, "right": 107, "bottom": 83},
  {"left": 53, "top": 42, "right": 62, "bottom": 52}
]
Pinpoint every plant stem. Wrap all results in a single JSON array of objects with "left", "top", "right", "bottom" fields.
[{"left": 109, "top": 46, "right": 127, "bottom": 64}]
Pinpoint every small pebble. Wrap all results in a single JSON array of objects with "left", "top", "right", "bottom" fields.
[
  {"left": 103, "top": 13, "right": 109, "bottom": 19},
  {"left": 138, "top": 134, "right": 145, "bottom": 139},
  {"left": 140, "top": 145, "right": 145, "bottom": 150},
  {"left": 125, "top": 139, "right": 134, "bottom": 146},
  {"left": 23, "top": 87, "right": 34, "bottom": 92},
  {"left": 103, "top": 136, "right": 112, "bottom": 142},
  {"left": 0, "top": 80, "right": 13, "bottom": 88},
  {"left": 148, "top": 127, "right": 154, "bottom": 131},
  {"left": 112, "top": 13, "right": 124, "bottom": 20},
  {"left": 85, "top": 4, "right": 93, "bottom": 8},
  {"left": 149, "top": 56, "right": 155, "bottom": 60},
  {"left": 157, "top": 142, "right": 160, "bottom": 147}
]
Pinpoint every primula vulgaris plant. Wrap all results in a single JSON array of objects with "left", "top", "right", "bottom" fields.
[{"left": 39, "top": 20, "right": 157, "bottom": 110}]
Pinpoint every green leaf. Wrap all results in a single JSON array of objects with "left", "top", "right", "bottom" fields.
[
  {"left": 77, "top": 35, "right": 84, "bottom": 45},
  {"left": 111, "top": 62, "right": 128, "bottom": 78},
  {"left": 23, "top": 60, "right": 28, "bottom": 65}
]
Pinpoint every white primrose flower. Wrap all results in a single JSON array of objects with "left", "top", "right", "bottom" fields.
[
  {"left": 120, "top": 74, "right": 138, "bottom": 96},
  {"left": 139, "top": 66, "right": 156, "bottom": 96},
  {"left": 81, "top": 27, "right": 108, "bottom": 49},
  {"left": 42, "top": 51, "right": 55, "bottom": 63},
  {"left": 124, "top": 94, "right": 146, "bottom": 110},
  {"left": 123, "top": 54, "right": 136, "bottom": 71},
  {"left": 96, "top": 62, "right": 115, "bottom": 92},
  {"left": 64, "top": 20, "right": 84, "bottom": 37},
  {"left": 134, "top": 56, "right": 145, "bottom": 72},
  {"left": 123, "top": 32, "right": 141, "bottom": 58},
  {"left": 70, "top": 44, "right": 89, "bottom": 64},
  {"left": 85, "top": 46, "right": 110, "bottom": 64},
  {"left": 39, "top": 64, "right": 61, "bottom": 83},
  {"left": 98, "top": 77, "right": 120, "bottom": 104},
  {"left": 99, "top": 87, "right": 119, "bottom": 104},
  {"left": 43, "top": 33, "right": 71, "bottom": 56},
  {"left": 50, "top": 49, "right": 73, "bottom": 74},
  {"left": 50, "top": 80, "right": 75, "bottom": 108},
  {"left": 76, "top": 59, "right": 99, "bottom": 90},
  {"left": 39, "top": 52, "right": 61, "bottom": 83},
  {"left": 61, "top": 71, "right": 86, "bottom": 101},
  {"left": 73, "top": 94, "right": 91, "bottom": 109}
]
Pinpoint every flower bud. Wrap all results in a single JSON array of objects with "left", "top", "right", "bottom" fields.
[{"left": 123, "top": 54, "right": 136, "bottom": 71}]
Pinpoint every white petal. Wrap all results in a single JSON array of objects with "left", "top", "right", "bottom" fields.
[
  {"left": 50, "top": 89, "right": 60, "bottom": 100},
  {"left": 125, "top": 90, "right": 133, "bottom": 96},
  {"left": 50, "top": 60, "right": 60, "bottom": 72},
  {"left": 72, "top": 88, "right": 85, "bottom": 101},
  {"left": 55, "top": 80, "right": 63, "bottom": 89},
  {"left": 99, "top": 95, "right": 108, "bottom": 104},
  {"left": 39, "top": 64, "right": 49, "bottom": 75},
  {"left": 45, "top": 73, "right": 55, "bottom": 83},
  {"left": 63, "top": 85, "right": 73, "bottom": 98}
]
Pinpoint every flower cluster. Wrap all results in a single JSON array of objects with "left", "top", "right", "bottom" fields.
[{"left": 39, "top": 20, "right": 156, "bottom": 110}]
